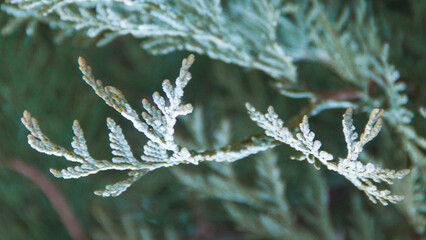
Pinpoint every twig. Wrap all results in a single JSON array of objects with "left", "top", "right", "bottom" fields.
[{"left": 8, "top": 157, "right": 87, "bottom": 240}]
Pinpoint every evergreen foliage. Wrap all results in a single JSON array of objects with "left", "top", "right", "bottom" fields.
[{"left": 1, "top": 0, "right": 425, "bottom": 239}]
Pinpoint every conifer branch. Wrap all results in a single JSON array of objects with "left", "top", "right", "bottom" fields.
[
  {"left": 21, "top": 55, "right": 276, "bottom": 196},
  {"left": 246, "top": 104, "right": 410, "bottom": 205}
]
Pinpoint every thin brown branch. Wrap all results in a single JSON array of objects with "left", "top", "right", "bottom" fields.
[
  {"left": 318, "top": 89, "right": 362, "bottom": 101},
  {"left": 8, "top": 157, "right": 87, "bottom": 240}
]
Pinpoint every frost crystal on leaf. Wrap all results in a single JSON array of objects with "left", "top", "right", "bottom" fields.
[{"left": 246, "top": 104, "right": 410, "bottom": 205}]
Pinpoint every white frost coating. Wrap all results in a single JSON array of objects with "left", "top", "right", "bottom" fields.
[
  {"left": 246, "top": 103, "right": 410, "bottom": 205},
  {"left": 21, "top": 55, "right": 276, "bottom": 197},
  {"left": 3, "top": 0, "right": 297, "bottom": 83}
]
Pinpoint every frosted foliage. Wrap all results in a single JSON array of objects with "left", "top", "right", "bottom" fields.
[
  {"left": 21, "top": 55, "right": 276, "bottom": 196},
  {"left": 246, "top": 104, "right": 410, "bottom": 205},
  {"left": 2, "top": 0, "right": 297, "bottom": 82},
  {"left": 13, "top": 0, "right": 420, "bottom": 208}
]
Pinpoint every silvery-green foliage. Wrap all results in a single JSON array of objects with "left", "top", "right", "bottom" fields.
[
  {"left": 2, "top": 0, "right": 297, "bottom": 83},
  {"left": 19, "top": 55, "right": 411, "bottom": 205},
  {"left": 297, "top": 0, "right": 382, "bottom": 86},
  {"left": 1, "top": 0, "right": 385, "bottom": 88},
  {"left": 393, "top": 168, "right": 426, "bottom": 234},
  {"left": 287, "top": 0, "right": 425, "bottom": 176},
  {"left": 175, "top": 154, "right": 335, "bottom": 239},
  {"left": 2, "top": 0, "right": 424, "bottom": 238},
  {"left": 174, "top": 107, "right": 334, "bottom": 239},
  {"left": 2, "top": 0, "right": 423, "bottom": 119},
  {"left": 91, "top": 205, "right": 179, "bottom": 240},
  {"left": 10, "top": 0, "right": 419, "bottom": 206},
  {"left": 246, "top": 104, "right": 410, "bottom": 205},
  {"left": 174, "top": 151, "right": 329, "bottom": 240},
  {"left": 369, "top": 46, "right": 426, "bottom": 169},
  {"left": 5, "top": 0, "right": 424, "bottom": 154},
  {"left": 346, "top": 194, "right": 376, "bottom": 240},
  {"left": 92, "top": 206, "right": 145, "bottom": 240},
  {"left": 265, "top": 0, "right": 385, "bottom": 97},
  {"left": 21, "top": 55, "right": 276, "bottom": 197}
]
